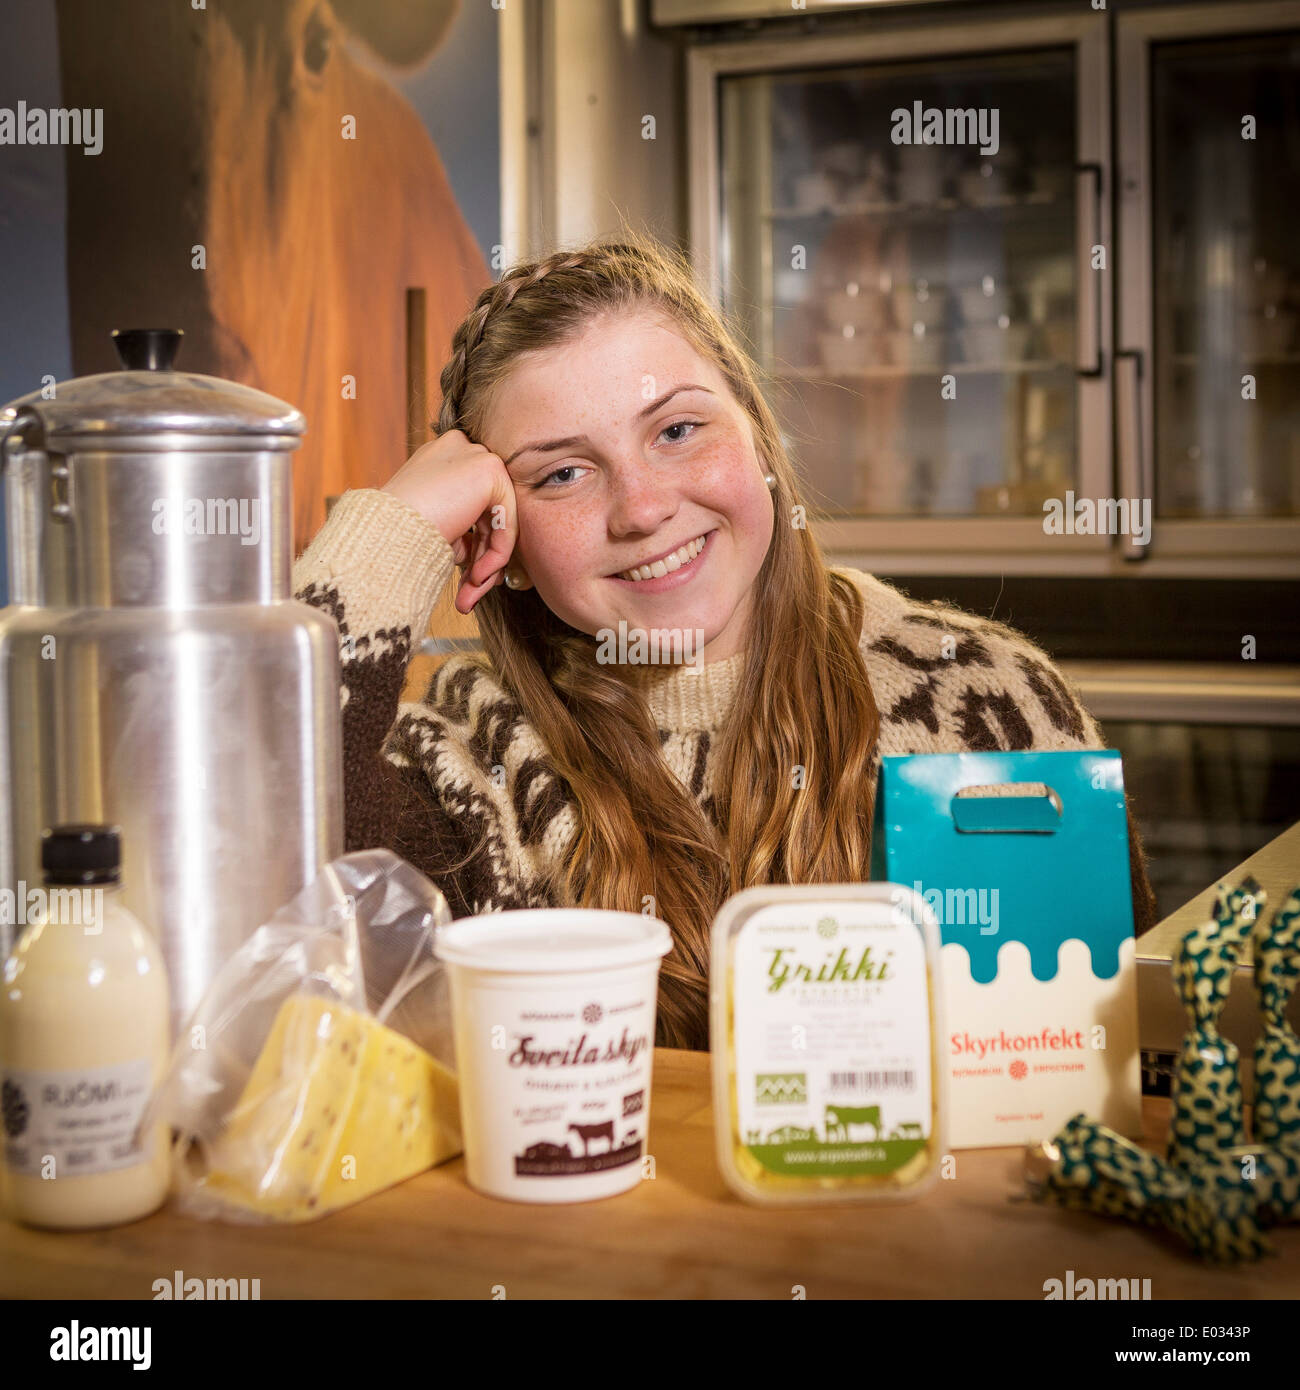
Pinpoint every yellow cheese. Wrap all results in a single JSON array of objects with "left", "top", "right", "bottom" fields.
[{"left": 202, "top": 995, "right": 461, "bottom": 1221}]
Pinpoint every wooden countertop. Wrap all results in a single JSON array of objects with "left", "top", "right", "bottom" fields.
[{"left": 4, "top": 1049, "right": 1295, "bottom": 1299}]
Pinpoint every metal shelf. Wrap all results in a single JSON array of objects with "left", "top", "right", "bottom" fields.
[
  {"left": 1060, "top": 660, "right": 1300, "bottom": 727},
  {"left": 765, "top": 191, "right": 1069, "bottom": 221},
  {"left": 1171, "top": 353, "right": 1300, "bottom": 367},
  {"left": 778, "top": 360, "right": 1073, "bottom": 380}
]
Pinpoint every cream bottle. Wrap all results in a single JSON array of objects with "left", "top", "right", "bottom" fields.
[{"left": 0, "top": 824, "right": 171, "bottom": 1228}]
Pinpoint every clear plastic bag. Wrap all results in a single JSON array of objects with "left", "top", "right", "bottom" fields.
[{"left": 147, "top": 849, "right": 462, "bottom": 1223}]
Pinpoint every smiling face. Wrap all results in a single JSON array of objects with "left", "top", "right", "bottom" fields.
[{"left": 480, "top": 309, "right": 776, "bottom": 664}]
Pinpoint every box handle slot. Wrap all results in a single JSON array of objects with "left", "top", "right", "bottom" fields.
[{"left": 950, "top": 782, "right": 1063, "bottom": 834}]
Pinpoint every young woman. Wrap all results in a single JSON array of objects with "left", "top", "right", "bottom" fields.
[{"left": 292, "top": 234, "right": 1157, "bottom": 1051}]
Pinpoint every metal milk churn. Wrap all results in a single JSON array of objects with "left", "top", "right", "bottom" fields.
[{"left": 0, "top": 328, "right": 343, "bottom": 1038}]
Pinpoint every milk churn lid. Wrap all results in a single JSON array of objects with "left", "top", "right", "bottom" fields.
[{"left": 0, "top": 329, "right": 305, "bottom": 453}]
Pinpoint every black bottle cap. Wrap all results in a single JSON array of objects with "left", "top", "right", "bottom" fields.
[{"left": 41, "top": 825, "right": 122, "bottom": 885}]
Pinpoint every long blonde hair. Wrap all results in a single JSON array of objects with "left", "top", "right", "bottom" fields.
[{"left": 435, "top": 232, "right": 880, "bottom": 1049}]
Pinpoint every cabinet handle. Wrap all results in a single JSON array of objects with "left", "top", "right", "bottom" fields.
[
  {"left": 1075, "top": 163, "right": 1103, "bottom": 378},
  {"left": 1115, "top": 348, "right": 1148, "bottom": 562}
]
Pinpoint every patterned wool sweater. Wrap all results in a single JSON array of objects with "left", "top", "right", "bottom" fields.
[{"left": 292, "top": 488, "right": 1157, "bottom": 943}]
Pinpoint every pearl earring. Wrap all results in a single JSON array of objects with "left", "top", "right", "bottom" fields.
[
  {"left": 503, "top": 571, "right": 520, "bottom": 589},
  {"left": 765, "top": 472, "right": 777, "bottom": 490}
]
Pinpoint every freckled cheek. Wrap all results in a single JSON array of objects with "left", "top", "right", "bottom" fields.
[
  {"left": 514, "top": 496, "right": 607, "bottom": 583},
  {"left": 697, "top": 440, "right": 771, "bottom": 534}
]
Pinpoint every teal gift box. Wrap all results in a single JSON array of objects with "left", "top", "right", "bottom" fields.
[{"left": 871, "top": 750, "right": 1142, "bottom": 1149}]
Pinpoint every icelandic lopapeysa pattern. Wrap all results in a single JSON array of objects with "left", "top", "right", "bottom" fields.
[{"left": 863, "top": 603, "right": 1089, "bottom": 751}]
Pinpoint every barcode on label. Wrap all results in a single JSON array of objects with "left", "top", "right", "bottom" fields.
[{"left": 829, "top": 1070, "right": 915, "bottom": 1092}]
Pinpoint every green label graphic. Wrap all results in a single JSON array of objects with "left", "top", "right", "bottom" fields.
[
  {"left": 755, "top": 1073, "right": 806, "bottom": 1106},
  {"left": 741, "top": 1108, "right": 929, "bottom": 1176},
  {"left": 747, "top": 1136, "right": 927, "bottom": 1177}
]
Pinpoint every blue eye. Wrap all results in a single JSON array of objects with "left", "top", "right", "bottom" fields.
[
  {"left": 534, "top": 464, "right": 583, "bottom": 490},
  {"left": 532, "top": 422, "right": 701, "bottom": 489}
]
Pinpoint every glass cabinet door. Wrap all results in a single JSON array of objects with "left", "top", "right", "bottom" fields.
[
  {"left": 1102, "top": 719, "right": 1300, "bottom": 923},
  {"left": 1149, "top": 32, "right": 1300, "bottom": 519},
  {"left": 719, "top": 47, "right": 1087, "bottom": 520}
]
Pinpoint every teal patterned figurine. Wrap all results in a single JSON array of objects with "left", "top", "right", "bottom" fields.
[
  {"left": 1024, "top": 874, "right": 1300, "bottom": 1263},
  {"left": 1252, "top": 886, "right": 1300, "bottom": 1148},
  {"left": 1025, "top": 1113, "right": 1300, "bottom": 1263},
  {"left": 1166, "top": 878, "right": 1259, "bottom": 1171}
]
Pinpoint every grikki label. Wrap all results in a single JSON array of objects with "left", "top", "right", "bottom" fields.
[{"left": 733, "top": 905, "right": 933, "bottom": 1177}]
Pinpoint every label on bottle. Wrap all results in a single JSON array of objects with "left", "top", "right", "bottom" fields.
[
  {"left": 1, "top": 1058, "right": 155, "bottom": 1179},
  {"left": 732, "top": 902, "right": 934, "bottom": 1178}
]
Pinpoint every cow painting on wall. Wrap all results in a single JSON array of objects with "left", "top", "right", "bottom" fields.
[{"left": 54, "top": 0, "right": 492, "bottom": 552}]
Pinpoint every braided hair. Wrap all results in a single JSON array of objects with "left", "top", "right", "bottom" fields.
[{"left": 435, "top": 244, "right": 653, "bottom": 439}]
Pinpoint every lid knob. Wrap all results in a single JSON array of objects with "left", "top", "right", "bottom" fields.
[{"left": 111, "top": 328, "right": 183, "bottom": 372}]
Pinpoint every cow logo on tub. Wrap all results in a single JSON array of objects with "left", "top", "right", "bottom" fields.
[
  {"left": 508, "top": 1019, "right": 651, "bottom": 1176},
  {"left": 515, "top": 1092, "right": 646, "bottom": 1178}
]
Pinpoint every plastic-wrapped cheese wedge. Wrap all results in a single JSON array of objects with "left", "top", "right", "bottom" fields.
[{"left": 201, "top": 995, "right": 462, "bottom": 1221}]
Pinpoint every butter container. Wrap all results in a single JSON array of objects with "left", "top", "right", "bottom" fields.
[{"left": 710, "top": 883, "right": 947, "bottom": 1205}]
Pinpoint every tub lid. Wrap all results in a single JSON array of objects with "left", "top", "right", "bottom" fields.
[
  {"left": 434, "top": 909, "right": 672, "bottom": 973},
  {"left": 0, "top": 329, "right": 304, "bottom": 450}
]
